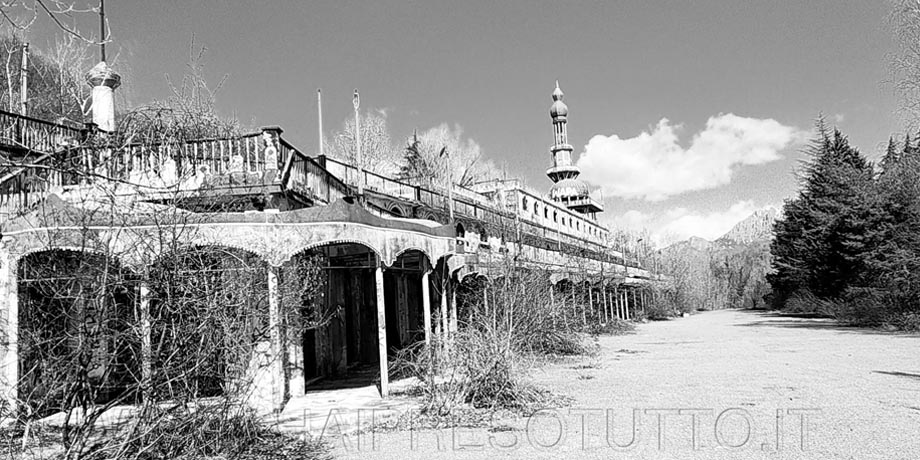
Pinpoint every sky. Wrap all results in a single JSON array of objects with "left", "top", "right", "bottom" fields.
[{"left": 27, "top": 1, "right": 901, "bottom": 245}]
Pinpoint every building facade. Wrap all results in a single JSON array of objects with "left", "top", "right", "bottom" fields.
[{"left": 0, "top": 81, "right": 653, "bottom": 415}]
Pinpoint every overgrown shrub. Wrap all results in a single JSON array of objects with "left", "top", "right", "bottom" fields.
[
  {"left": 394, "top": 266, "right": 597, "bottom": 417},
  {"left": 586, "top": 318, "right": 636, "bottom": 336},
  {"left": 886, "top": 311, "right": 920, "bottom": 332},
  {"left": 84, "top": 406, "right": 329, "bottom": 460},
  {"left": 783, "top": 290, "right": 839, "bottom": 318},
  {"left": 641, "top": 285, "right": 689, "bottom": 319}
]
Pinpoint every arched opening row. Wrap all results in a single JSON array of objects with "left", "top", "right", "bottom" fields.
[
  {"left": 11, "top": 246, "right": 652, "bottom": 415},
  {"left": 11, "top": 244, "right": 447, "bottom": 415}
]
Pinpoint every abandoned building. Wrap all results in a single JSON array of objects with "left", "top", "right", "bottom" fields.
[{"left": 0, "top": 64, "right": 655, "bottom": 415}]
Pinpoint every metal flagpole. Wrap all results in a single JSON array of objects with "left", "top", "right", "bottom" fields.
[
  {"left": 353, "top": 89, "right": 364, "bottom": 195},
  {"left": 317, "top": 89, "right": 324, "bottom": 156}
]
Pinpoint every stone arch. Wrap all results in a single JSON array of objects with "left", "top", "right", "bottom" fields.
[
  {"left": 386, "top": 249, "right": 430, "bottom": 350},
  {"left": 282, "top": 240, "right": 383, "bottom": 389},
  {"left": 550, "top": 272, "right": 570, "bottom": 285},
  {"left": 13, "top": 245, "right": 124, "bottom": 266},
  {"left": 147, "top": 244, "right": 269, "bottom": 400},
  {"left": 392, "top": 247, "right": 434, "bottom": 269},
  {"left": 417, "top": 210, "right": 438, "bottom": 222},
  {"left": 455, "top": 222, "right": 466, "bottom": 238},
  {"left": 285, "top": 239, "right": 384, "bottom": 267},
  {"left": 476, "top": 222, "right": 488, "bottom": 242},
  {"left": 16, "top": 248, "right": 139, "bottom": 414}
]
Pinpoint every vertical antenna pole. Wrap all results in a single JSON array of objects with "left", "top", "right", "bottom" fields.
[
  {"left": 99, "top": 0, "right": 106, "bottom": 62},
  {"left": 353, "top": 89, "right": 364, "bottom": 195},
  {"left": 19, "top": 43, "right": 28, "bottom": 116},
  {"left": 317, "top": 89, "right": 324, "bottom": 156}
]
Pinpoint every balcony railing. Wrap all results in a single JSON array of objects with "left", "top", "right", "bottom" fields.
[
  {"left": 279, "top": 140, "right": 349, "bottom": 205},
  {"left": 316, "top": 156, "right": 640, "bottom": 267},
  {"left": 0, "top": 154, "right": 67, "bottom": 222},
  {"left": 1, "top": 112, "right": 292, "bottom": 219},
  {"left": 0, "top": 110, "right": 85, "bottom": 154}
]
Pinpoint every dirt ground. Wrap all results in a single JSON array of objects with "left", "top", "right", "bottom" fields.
[{"left": 327, "top": 309, "right": 920, "bottom": 460}]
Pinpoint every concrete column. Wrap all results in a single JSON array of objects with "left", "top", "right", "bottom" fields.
[
  {"left": 550, "top": 285, "right": 556, "bottom": 328},
  {"left": 86, "top": 62, "right": 121, "bottom": 132},
  {"left": 440, "top": 278, "right": 449, "bottom": 343},
  {"left": 375, "top": 265, "right": 389, "bottom": 398},
  {"left": 138, "top": 280, "right": 152, "bottom": 399},
  {"left": 481, "top": 284, "right": 488, "bottom": 321},
  {"left": 630, "top": 289, "right": 637, "bottom": 316},
  {"left": 449, "top": 283, "right": 458, "bottom": 335},
  {"left": 623, "top": 289, "right": 630, "bottom": 319},
  {"left": 421, "top": 270, "right": 431, "bottom": 347},
  {"left": 267, "top": 266, "right": 285, "bottom": 409},
  {"left": 613, "top": 287, "right": 620, "bottom": 319},
  {"left": 602, "top": 286, "right": 609, "bottom": 323},
  {"left": 588, "top": 286, "right": 594, "bottom": 324},
  {"left": 1, "top": 256, "right": 18, "bottom": 407},
  {"left": 572, "top": 287, "right": 580, "bottom": 327}
]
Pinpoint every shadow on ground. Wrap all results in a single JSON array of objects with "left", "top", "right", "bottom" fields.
[
  {"left": 734, "top": 310, "right": 919, "bottom": 337},
  {"left": 873, "top": 370, "right": 920, "bottom": 381}
]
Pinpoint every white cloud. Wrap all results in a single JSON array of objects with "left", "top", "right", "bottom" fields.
[
  {"left": 658, "top": 200, "right": 761, "bottom": 242},
  {"left": 608, "top": 201, "right": 774, "bottom": 248},
  {"left": 576, "top": 113, "right": 802, "bottom": 201},
  {"left": 619, "top": 209, "right": 652, "bottom": 229}
]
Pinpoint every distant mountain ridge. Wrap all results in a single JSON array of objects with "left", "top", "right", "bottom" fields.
[
  {"left": 716, "top": 207, "right": 779, "bottom": 245},
  {"left": 658, "top": 207, "right": 779, "bottom": 310},
  {"left": 663, "top": 206, "right": 779, "bottom": 252}
]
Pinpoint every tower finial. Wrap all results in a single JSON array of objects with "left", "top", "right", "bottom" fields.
[
  {"left": 99, "top": 0, "right": 106, "bottom": 62},
  {"left": 555, "top": 79, "right": 559, "bottom": 89}
]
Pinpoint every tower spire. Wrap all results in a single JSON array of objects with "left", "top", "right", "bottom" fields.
[
  {"left": 545, "top": 81, "right": 602, "bottom": 216},
  {"left": 546, "top": 81, "right": 577, "bottom": 183}
]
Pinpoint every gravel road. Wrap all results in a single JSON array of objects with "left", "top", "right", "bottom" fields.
[{"left": 332, "top": 309, "right": 920, "bottom": 459}]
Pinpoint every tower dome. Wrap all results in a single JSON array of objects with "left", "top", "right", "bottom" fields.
[
  {"left": 550, "top": 178, "right": 589, "bottom": 200},
  {"left": 550, "top": 80, "right": 568, "bottom": 118}
]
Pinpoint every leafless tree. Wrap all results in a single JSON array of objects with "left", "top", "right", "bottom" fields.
[
  {"left": 402, "top": 123, "right": 498, "bottom": 189},
  {"left": 1, "top": 42, "right": 329, "bottom": 459},
  {"left": 0, "top": 1, "right": 110, "bottom": 46},
  {"left": 323, "top": 110, "right": 400, "bottom": 176},
  {"left": 0, "top": 32, "right": 89, "bottom": 123},
  {"left": 889, "top": 0, "right": 920, "bottom": 127}
]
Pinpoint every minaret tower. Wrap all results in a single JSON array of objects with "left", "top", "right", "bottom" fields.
[
  {"left": 546, "top": 81, "right": 602, "bottom": 216},
  {"left": 546, "top": 81, "right": 579, "bottom": 183}
]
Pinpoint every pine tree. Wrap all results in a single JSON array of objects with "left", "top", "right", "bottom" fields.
[
  {"left": 865, "top": 132, "right": 920, "bottom": 310},
  {"left": 769, "top": 121, "right": 879, "bottom": 304},
  {"left": 396, "top": 131, "right": 436, "bottom": 183},
  {"left": 880, "top": 136, "right": 900, "bottom": 178}
]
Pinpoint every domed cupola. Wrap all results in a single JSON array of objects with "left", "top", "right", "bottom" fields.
[
  {"left": 550, "top": 177, "right": 589, "bottom": 201},
  {"left": 550, "top": 80, "right": 568, "bottom": 119}
]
